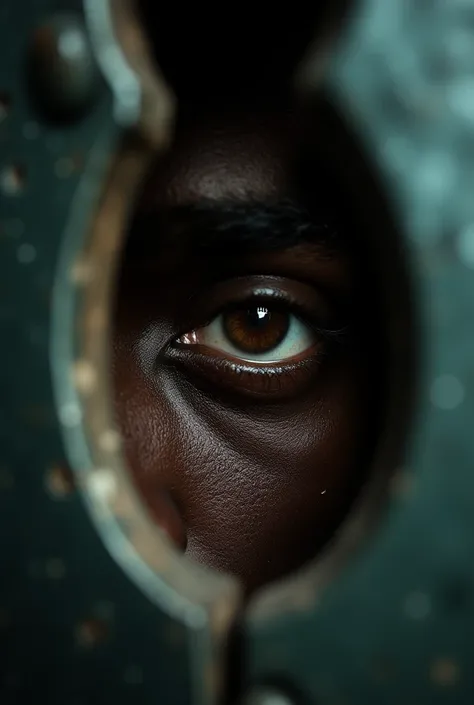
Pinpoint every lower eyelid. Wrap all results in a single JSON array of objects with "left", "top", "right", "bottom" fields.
[{"left": 164, "top": 343, "right": 324, "bottom": 400}]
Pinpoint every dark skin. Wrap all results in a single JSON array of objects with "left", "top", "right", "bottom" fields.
[{"left": 113, "top": 107, "right": 374, "bottom": 593}]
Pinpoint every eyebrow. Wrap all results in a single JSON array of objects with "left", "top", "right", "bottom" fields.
[{"left": 124, "top": 199, "right": 344, "bottom": 261}]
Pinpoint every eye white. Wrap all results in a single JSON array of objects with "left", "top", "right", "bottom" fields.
[{"left": 198, "top": 312, "right": 315, "bottom": 363}]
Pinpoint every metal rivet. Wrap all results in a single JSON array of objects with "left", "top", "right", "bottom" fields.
[
  {"left": 29, "top": 15, "right": 99, "bottom": 122},
  {"left": 430, "top": 375, "right": 465, "bottom": 410},
  {"left": 58, "top": 26, "right": 86, "bottom": 61}
]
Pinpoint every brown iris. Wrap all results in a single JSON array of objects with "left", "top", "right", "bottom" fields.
[{"left": 222, "top": 306, "right": 290, "bottom": 355}]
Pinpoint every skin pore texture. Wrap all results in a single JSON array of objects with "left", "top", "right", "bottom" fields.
[{"left": 113, "top": 105, "right": 377, "bottom": 594}]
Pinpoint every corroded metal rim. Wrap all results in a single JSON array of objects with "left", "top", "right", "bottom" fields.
[{"left": 51, "top": 2, "right": 240, "bottom": 703}]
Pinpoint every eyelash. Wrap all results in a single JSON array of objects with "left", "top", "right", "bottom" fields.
[
  {"left": 177, "top": 288, "right": 342, "bottom": 343},
  {"left": 163, "top": 285, "right": 347, "bottom": 401}
]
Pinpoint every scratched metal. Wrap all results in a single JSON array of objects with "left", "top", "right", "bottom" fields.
[
  {"left": 3, "top": 1, "right": 474, "bottom": 704},
  {"left": 0, "top": 2, "right": 191, "bottom": 704}
]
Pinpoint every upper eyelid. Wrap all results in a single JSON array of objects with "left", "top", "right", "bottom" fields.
[
  {"left": 205, "top": 293, "right": 346, "bottom": 337},
  {"left": 171, "top": 274, "right": 346, "bottom": 348},
  {"left": 176, "top": 289, "right": 307, "bottom": 340}
]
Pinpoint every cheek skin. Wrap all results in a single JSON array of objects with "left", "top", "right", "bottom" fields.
[{"left": 114, "top": 314, "right": 367, "bottom": 593}]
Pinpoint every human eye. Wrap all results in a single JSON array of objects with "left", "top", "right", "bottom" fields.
[
  {"left": 165, "top": 276, "right": 346, "bottom": 400},
  {"left": 177, "top": 298, "right": 315, "bottom": 363}
]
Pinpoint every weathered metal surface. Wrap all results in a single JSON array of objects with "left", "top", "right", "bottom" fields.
[
  {"left": 2, "top": 0, "right": 474, "bottom": 704},
  {"left": 247, "top": 2, "right": 474, "bottom": 703},
  {"left": 0, "top": 1, "right": 223, "bottom": 704}
]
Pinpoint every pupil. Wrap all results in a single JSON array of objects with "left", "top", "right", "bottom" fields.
[
  {"left": 223, "top": 305, "right": 289, "bottom": 355},
  {"left": 246, "top": 306, "right": 270, "bottom": 328}
]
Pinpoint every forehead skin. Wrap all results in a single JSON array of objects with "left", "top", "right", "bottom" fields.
[
  {"left": 140, "top": 110, "right": 294, "bottom": 206},
  {"left": 113, "top": 108, "right": 371, "bottom": 593}
]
